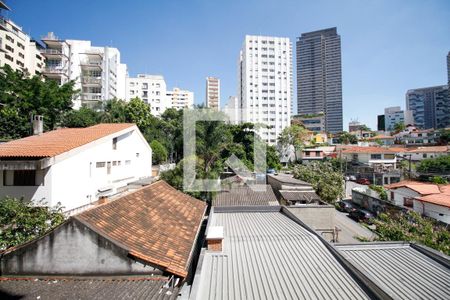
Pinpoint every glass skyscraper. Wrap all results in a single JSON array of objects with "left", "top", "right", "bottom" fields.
[{"left": 296, "top": 27, "right": 343, "bottom": 133}]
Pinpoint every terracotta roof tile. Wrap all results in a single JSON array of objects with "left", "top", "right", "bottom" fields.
[
  {"left": 386, "top": 180, "right": 442, "bottom": 195},
  {"left": 416, "top": 193, "right": 450, "bottom": 208},
  {"left": 405, "top": 146, "right": 449, "bottom": 153},
  {"left": 73, "top": 180, "right": 206, "bottom": 278},
  {"left": 341, "top": 146, "right": 398, "bottom": 154},
  {"left": 0, "top": 123, "right": 135, "bottom": 158}
]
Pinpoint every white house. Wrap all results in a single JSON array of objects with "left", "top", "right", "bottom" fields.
[
  {"left": 0, "top": 123, "right": 152, "bottom": 214},
  {"left": 386, "top": 180, "right": 441, "bottom": 207},
  {"left": 414, "top": 193, "right": 450, "bottom": 224}
]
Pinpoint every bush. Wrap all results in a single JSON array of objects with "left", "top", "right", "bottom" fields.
[
  {"left": 0, "top": 197, "right": 65, "bottom": 250},
  {"left": 417, "top": 156, "right": 450, "bottom": 173},
  {"left": 369, "top": 185, "right": 388, "bottom": 200}
]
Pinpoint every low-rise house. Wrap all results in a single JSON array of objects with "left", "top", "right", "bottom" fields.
[
  {"left": 403, "top": 146, "right": 449, "bottom": 162},
  {"left": 366, "top": 134, "right": 395, "bottom": 146},
  {"left": 394, "top": 126, "right": 441, "bottom": 145},
  {"left": 386, "top": 180, "right": 450, "bottom": 224},
  {"left": 0, "top": 181, "right": 206, "bottom": 287},
  {"left": 300, "top": 146, "right": 336, "bottom": 163},
  {"left": 0, "top": 123, "right": 152, "bottom": 214}
]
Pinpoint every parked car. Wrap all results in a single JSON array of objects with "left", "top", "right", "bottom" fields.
[
  {"left": 336, "top": 200, "right": 359, "bottom": 213},
  {"left": 356, "top": 178, "right": 370, "bottom": 185},
  {"left": 267, "top": 168, "right": 276, "bottom": 174},
  {"left": 349, "top": 175, "right": 356, "bottom": 181},
  {"left": 349, "top": 209, "right": 375, "bottom": 224}
]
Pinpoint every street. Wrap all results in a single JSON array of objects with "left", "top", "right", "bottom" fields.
[{"left": 334, "top": 210, "right": 378, "bottom": 243}]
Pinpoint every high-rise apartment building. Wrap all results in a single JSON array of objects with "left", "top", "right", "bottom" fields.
[
  {"left": 206, "top": 77, "right": 220, "bottom": 110},
  {"left": 296, "top": 27, "right": 343, "bottom": 133},
  {"left": 0, "top": 3, "right": 44, "bottom": 76},
  {"left": 406, "top": 85, "right": 449, "bottom": 129},
  {"left": 447, "top": 51, "right": 449, "bottom": 84},
  {"left": 167, "top": 87, "right": 194, "bottom": 110},
  {"left": 40, "top": 33, "right": 127, "bottom": 109},
  {"left": 126, "top": 74, "right": 169, "bottom": 116},
  {"left": 223, "top": 96, "right": 239, "bottom": 124},
  {"left": 238, "top": 35, "right": 293, "bottom": 145}
]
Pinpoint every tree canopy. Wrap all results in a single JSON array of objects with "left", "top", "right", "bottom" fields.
[
  {"left": 417, "top": 155, "right": 450, "bottom": 174},
  {"left": 0, "top": 65, "right": 77, "bottom": 140},
  {"left": 277, "top": 124, "right": 309, "bottom": 161},
  {"left": 292, "top": 162, "right": 344, "bottom": 203},
  {"left": 337, "top": 132, "right": 358, "bottom": 145},
  {"left": 0, "top": 197, "right": 65, "bottom": 250}
]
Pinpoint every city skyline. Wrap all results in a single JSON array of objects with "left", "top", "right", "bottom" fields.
[{"left": 4, "top": 0, "right": 450, "bottom": 129}]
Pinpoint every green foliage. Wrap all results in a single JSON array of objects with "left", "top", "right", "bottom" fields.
[
  {"left": 417, "top": 155, "right": 450, "bottom": 173},
  {"left": 266, "top": 145, "right": 282, "bottom": 170},
  {"left": 61, "top": 106, "right": 100, "bottom": 128},
  {"left": 337, "top": 132, "right": 358, "bottom": 145},
  {"left": 373, "top": 211, "right": 450, "bottom": 255},
  {"left": 369, "top": 185, "right": 388, "bottom": 200},
  {"left": 0, "top": 197, "right": 65, "bottom": 250},
  {"left": 0, "top": 65, "right": 77, "bottom": 140},
  {"left": 393, "top": 122, "right": 406, "bottom": 133},
  {"left": 438, "top": 129, "right": 450, "bottom": 145},
  {"left": 278, "top": 124, "right": 309, "bottom": 161},
  {"left": 292, "top": 162, "right": 344, "bottom": 203},
  {"left": 150, "top": 140, "right": 168, "bottom": 165},
  {"left": 431, "top": 176, "right": 448, "bottom": 184}
]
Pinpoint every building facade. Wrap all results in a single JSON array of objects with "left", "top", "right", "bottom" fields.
[
  {"left": 39, "top": 33, "right": 127, "bottom": 109},
  {"left": 297, "top": 27, "right": 343, "bottom": 133},
  {"left": 223, "top": 96, "right": 239, "bottom": 124},
  {"left": 0, "top": 124, "right": 152, "bottom": 214},
  {"left": 167, "top": 87, "right": 194, "bottom": 110},
  {"left": 238, "top": 35, "right": 293, "bottom": 144},
  {"left": 384, "top": 106, "right": 409, "bottom": 131},
  {"left": 292, "top": 113, "right": 325, "bottom": 132},
  {"left": 206, "top": 76, "right": 220, "bottom": 110},
  {"left": 0, "top": 4, "right": 44, "bottom": 76},
  {"left": 126, "top": 74, "right": 169, "bottom": 116},
  {"left": 406, "top": 85, "right": 449, "bottom": 129}
]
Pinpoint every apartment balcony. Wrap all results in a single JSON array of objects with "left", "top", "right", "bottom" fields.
[
  {"left": 42, "top": 66, "right": 69, "bottom": 79},
  {"left": 80, "top": 60, "right": 102, "bottom": 70},
  {"left": 0, "top": 37, "right": 5, "bottom": 52},
  {"left": 81, "top": 92, "right": 102, "bottom": 101},
  {"left": 81, "top": 77, "right": 102, "bottom": 86},
  {"left": 0, "top": 16, "right": 8, "bottom": 31},
  {"left": 40, "top": 48, "right": 68, "bottom": 59}
]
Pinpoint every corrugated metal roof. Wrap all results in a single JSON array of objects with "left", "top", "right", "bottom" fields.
[
  {"left": 194, "top": 212, "right": 369, "bottom": 300},
  {"left": 213, "top": 185, "right": 278, "bottom": 207},
  {"left": 267, "top": 174, "right": 312, "bottom": 186},
  {"left": 279, "top": 190, "right": 321, "bottom": 201},
  {"left": 336, "top": 243, "right": 450, "bottom": 300}
]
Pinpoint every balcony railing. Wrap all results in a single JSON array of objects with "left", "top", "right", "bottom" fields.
[
  {"left": 81, "top": 93, "right": 102, "bottom": 101},
  {"left": 80, "top": 60, "right": 102, "bottom": 68},
  {"left": 41, "top": 48, "right": 66, "bottom": 56},
  {"left": 82, "top": 77, "right": 102, "bottom": 85}
]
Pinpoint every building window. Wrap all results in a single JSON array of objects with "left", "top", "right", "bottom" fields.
[
  {"left": 96, "top": 162, "right": 105, "bottom": 168},
  {"left": 3, "top": 170, "right": 37, "bottom": 186},
  {"left": 384, "top": 154, "right": 395, "bottom": 159},
  {"left": 370, "top": 154, "right": 382, "bottom": 159},
  {"left": 423, "top": 153, "right": 427, "bottom": 158},
  {"left": 113, "top": 137, "right": 117, "bottom": 150},
  {"left": 125, "top": 160, "right": 131, "bottom": 165}
]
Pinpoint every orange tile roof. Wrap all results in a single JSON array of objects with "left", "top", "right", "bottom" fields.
[
  {"left": 74, "top": 180, "right": 206, "bottom": 278},
  {"left": 405, "top": 146, "right": 449, "bottom": 153},
  {"left": 341, "top": 146, "right": 397, "bottom": 154},
  {"left": 416, "top": 193, "right": 450, "bottom": 208},
  {"left": 0, "top": 124, "right": 135, "bottom": 158},
  {"left": 386, "top": 180, "right": 442, "bottom": 195}
]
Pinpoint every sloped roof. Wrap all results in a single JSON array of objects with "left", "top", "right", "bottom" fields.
[
  {"left": 336, "top": 243, "right": 450, "bottom": 299},
  {"left": 0, "top": 277, "right": 179, "bottom": 300},
  {"left": 386, "top": 180, "right": 442, "bottom": 195},
  {"left": 341, "top": 146, "right": 397, "bottom": 154},
  {"left": 0, "top": 123, "right": 135, "bottom": 158},
  {"left": 279, "top": 190, "right": 321, "bottom": 201},
  {"left": 213, "top": 185, "right": 278, "bottom": 206},
  {"left": 74, "top": 180, "right": 206, "bottom": 278},
  {"left": 417, "top": 193, "right": 450, "bottom": 208},
  {"left": 406, "top": 146, "right": 449, "bottom": 153}
]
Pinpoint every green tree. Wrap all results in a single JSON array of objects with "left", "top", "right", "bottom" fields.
[
  {"left": 150, "top": 140, "right": 168, "bottom": 165},
  {"left": 125, "top": 97, "right": 153, "bottom": 132},
  {"left": 278, "top": 124, "right": 309, "bottom": 161},
  {"left": 373, "top": 211, "right": 450, "bottom": 255},
  {"left": 438, "top": 129, "right": 450, "bottom": 145},
  {"left": 369, "top": 185, "right": 388, "bottom": 200},
  {"left": 431, "top": 176, "right": 448, "bottom": 184},
  {"left": 61, "top": 106, "right": 100, "bottom": 128},
  {"left": 0, "top": 65, "right": 77, "bottom": 140},
  {"left": 292, "top": 162, "right": 344, "bottom": 203},
  {"left": 338, "top": 132, "right": 358, "bottom": 145},
  {"left": 393, "top": 122, "right": 406, "bottom": 133},
  {"left": 0, "top": 197, "right": 65, "bottom": 250},
  {"left": 417, "top": 155, "right": 450, "bottom": 173}
]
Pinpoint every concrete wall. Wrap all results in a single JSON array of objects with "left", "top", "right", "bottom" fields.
[
  {"left": 288, "top": 206, "right": 335, "bottom": 241},
  {"left": 0, "top": 219, "right": 160, "bottom": 276},
  {"left": 389, "top": 187, "right": 420, "bottom": 207},
  {"left": 413, "top": 200, "right": 450, "bottom": 224}
]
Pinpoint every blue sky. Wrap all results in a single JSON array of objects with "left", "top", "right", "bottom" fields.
[{"left": 6, "top": 0, "right": 450, "bottom": 130}]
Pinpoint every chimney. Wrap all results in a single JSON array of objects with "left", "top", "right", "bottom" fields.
[
  {"left": 206, "top": 226, "right": 224, "bottom": 251},
  {"left": 32, "top": 115, "right": 43, "bottom": 135}
]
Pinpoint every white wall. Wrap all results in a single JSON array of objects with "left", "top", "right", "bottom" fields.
[
  {"left": 0, "top": 127, "right": 152, "bottom": 212},
  {"left": 126, "top": 75, "right": 170, "bottom": 116},
  {"left": 413, "top": 200, "right": 450, "bottom": 224},
  {"left": 389, "top": 187, "right": 420, "bottom": 207}
]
